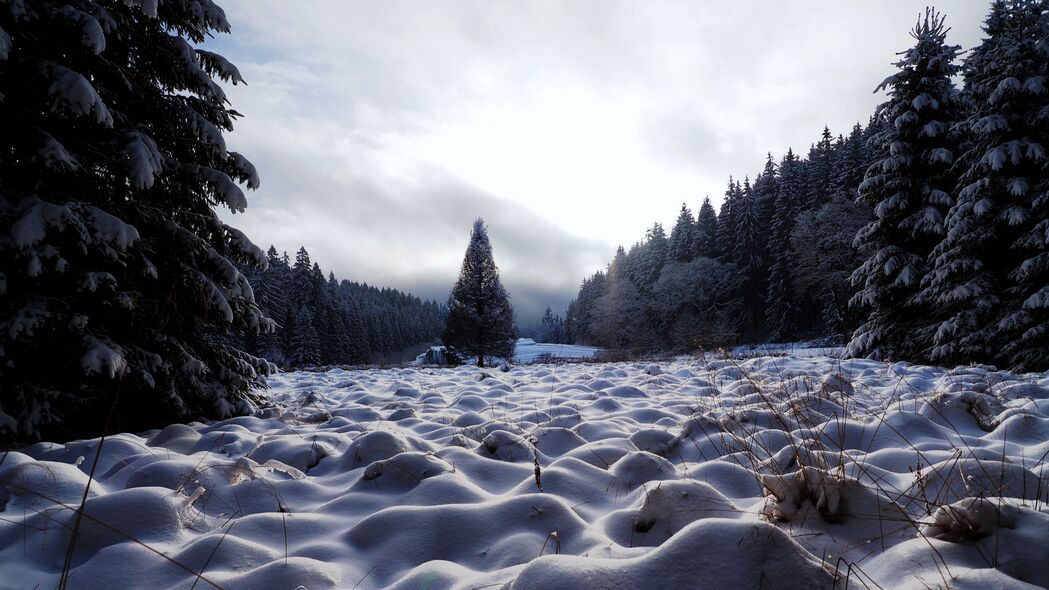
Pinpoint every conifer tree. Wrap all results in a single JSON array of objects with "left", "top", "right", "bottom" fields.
[
  {"left": 442, "top": 219, "right": 516, "bottom": 367},
  {"left": 565, "top": 270, "right": 607, "bottom": 344},
  {"left": 289, "top": 306, "right": 321, "bottom": 367},
  {"left": 714, "top": 178, "right": 739, "bottom": 261},
  {"left": 0, "top": 0, "right": 273, "bottom": 439},
  {"left": 253, "top": 247, "right": 289, "bottom": 364},
  {"left": 848, "top": 8, "right": 965, "bottom": 361},
  {"left": 942, "top": 0, "right": 1049, "bottom": 370},
  {"left": 668, "top": 203, "right": 696, "bottom": 263},
  {"left": 593, "top": 248, "right": 646, "bottom": 350},
  {"left": 765, "top": 149, "right": 803, "bottom": 341},
  {"left": 806, "top": 126, "right": 836, "bottom": 209},
  {"left": 694, "top": 197, "right": 719, "bottom": 258},
  {"left": 639, "top": 222, "right": 668, "bottom": 290},
  {"left": 732, "top": 177, "right": 765, "bottom": 339},
  {"left": 835, "top": 124, "right": 868, "bottom": 193}
]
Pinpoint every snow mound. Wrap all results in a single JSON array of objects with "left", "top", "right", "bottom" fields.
[
  {"left": 510, "top": 519, "right": 833, "bottom": 589},
  {"left": 3, "top": 357, "right": 1049, "bottom": 588}
]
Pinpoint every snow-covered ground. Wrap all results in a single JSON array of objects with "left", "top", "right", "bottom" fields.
[
  {"left": 413, "top": 338, "right": 600, "bottom": 366},
  {"left": 512, "top": 338, "right": 600, "bottom": 363},
  {"left": 730, "top": 339, "right": 845, "bottom": 358},
  {"left": 2, "top": 355, "right": 1049, "bottom": 589}
]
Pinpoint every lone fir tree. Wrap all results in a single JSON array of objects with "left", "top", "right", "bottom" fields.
[{"left": 442, "top": 219, "right": 516, "bottom": 367}]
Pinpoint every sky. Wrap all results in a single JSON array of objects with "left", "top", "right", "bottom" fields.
[{"left": 210, "top": 1, "right": 987, "bottom": 323}]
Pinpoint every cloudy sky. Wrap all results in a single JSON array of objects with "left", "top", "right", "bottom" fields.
[{"left": 210, "top": 1, "right": 987, "bottom": 323}]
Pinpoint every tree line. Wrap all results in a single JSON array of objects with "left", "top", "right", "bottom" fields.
[
  {"left": 567, "top": 1, "right": 1049, "bottom": 371},
  {"left": 566, "top": 122, "right": 875, "bottom": 351},
  {"left": 235, "top": 246, "right": 445, "bottom": 367}
]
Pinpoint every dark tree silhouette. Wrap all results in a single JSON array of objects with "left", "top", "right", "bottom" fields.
[
  {"left": 442, "top": 219, "right": 516, "bottom": 367},
  {"left": 0, "top": 0, "right": 273, "bottom": 441}
]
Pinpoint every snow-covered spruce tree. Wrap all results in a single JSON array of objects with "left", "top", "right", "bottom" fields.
[
  {"left": 693, "top": 196, "right": 718, "bottom": 259},
  {"left": 955, "top": 0, "right": 1048, "bottom": 371},
  {"left": 714, "top": 178, "right": 738, "bottom": 261},
  {"left": 732, "top": 177, "right": 766, "bottom": 340},
  {"left": 0, "top": 1, "right": 273, "bottom": 440},
  {"left": 847, "top": 9, "right": 965, "bottom": 362},
  {"left": 288, "top": 306, "right": 321, "bottom": 368},
  {"left": 765, "top": 149, "right": 803, "bottom": 341},
  {"left": 565, "top": 269, "right": 607, "bottom": 345},
  {"left": 667, "top": 203, "right": 695, "bottom": 263},
  {"left": 251, "top": 246, "right": 289, "bottom": 364},
  {"left": 805, "top": 126, "right": 836, "bottom": 210},
  {"left": 835, "top": 124, "right": 869, "bottom": 193},
  {"left": 442, "top": 219, "right": 516, "bottom": 367}
]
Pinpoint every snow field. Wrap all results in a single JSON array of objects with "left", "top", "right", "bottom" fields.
[
  {"left": 2, "top": 356, "right": 1049, "bottom": 588},
  {"left": 511, "top": 338, "right": 600, "bottom": 364}
]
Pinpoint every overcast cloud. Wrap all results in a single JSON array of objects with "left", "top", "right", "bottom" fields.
[{"left": 211, "top": 1, "right": 986, "bottom": 322}]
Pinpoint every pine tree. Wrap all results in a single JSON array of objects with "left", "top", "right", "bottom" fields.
[
  {"left": 922, "top": 0, "right": 1049, "bottom": 370},
  {"left": 639, "top": 222, "right": 668, "bottom": 290},
  {"left": 848, "top": 8, "right": 966, "bottom": 361},
  {"left": 0, "top": 0, "right": 273, "bottom": 440},
  {"left": 732, "top": 177, "right": 765, "bottom": 340},
  {"left": 835, "top": 124, "right": 868, "bottom": 193},
  {"left": 289, "top": 305, "right": 321, "bottom": 367},
  {"left": 593, "top": 250, "right": 646, "bottom": 350},
  {"left": 765, "top": 149, "right": 803, "bottom": 341},
  {"left": 806, "top": 126, "right": 836, "bottom": 209},
  {"left": 994, "top": 0, "right": 1049, "bottom": 370},
  {"left": 693, "top": 197, "right": 719, "bottom": 258},
  {"left": 565, "top": 270, "right": 608, "bottom": 344},
  {"left": 253, "top": 246, "right": 290, "bottom": 364},
  {"left": 714, "top": 178, "right": 739, "bottom": 261},
  {"left": 323, "top": 272, "right": 352, "bottom": 364},
  {"left": 442, "top": 219, "right": 516, "bottom": 367},
  {"left": 794, "top": 195, "right": 871, "bottom": 337},
  {"left": 667, "top": 203, "right": 695, "bottom": 263},
  {"left": 538, "top": 307, "right": 568, "bottom": 343}
]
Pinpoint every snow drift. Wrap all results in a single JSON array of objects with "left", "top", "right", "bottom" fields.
[{"left": 2, "top": 355, "right": 1049, "bottom": 588}]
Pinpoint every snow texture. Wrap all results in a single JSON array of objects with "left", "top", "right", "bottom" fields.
[
  {"left": 46, "top": 64, "right": 113, "bottom": 127},
  {"left": 3, "top": 355, "right": 1049, "bottom": 588},
  {"left": 511, "top": 338, "right": 600, "bottom": 363}
]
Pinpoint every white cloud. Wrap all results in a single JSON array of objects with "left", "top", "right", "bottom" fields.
[{"left": 210, "top": 0, "right": 987, "bottom": 321}]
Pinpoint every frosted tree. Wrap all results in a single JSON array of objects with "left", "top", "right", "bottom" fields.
[
  {"left": 538, "top": 307, "right": 568, "bottom": 343},
  {"left": 0, "top": 0, "right": 274, "bottom": 440},
  {"left": 252, "top": 247, "right": 290, "bottom": 364},
  {"left": 714, "top": 178, "right": 739, "bottom": 261},
  {"left": 731, "top": 177, "right": 765, "bottom": 340},
  {"left": 693, "top": 197, "right": 719, "bottom": 259},
  {"left": 289, "top": 306, "right": 321, "bottom": 367},
  {"left": 592, "top": 253, "right": 646, "bottom": 350},
  {"left": 668, "top": 204, "right": 696, "bottom": 263},
  {"left": 917, "top": 1, "right": 1048, "bottom": 369},
  {"left": 565, "top": 270, "right": 607, "bottom": 344},
  {"left": 848, "top": 8, "right": 965, "bottom": 361},
  {"left": 961, "top": 0, "right": 1049, "bottom": 370},
  {"left": 652, "top": 258, "right": 744, "bottom": 351},
  {"left": 794, "top": 196, "right": 870, "bottom": 336},
  {"left": 835, "top": 124, "right": 869, "bottom": 193},
  {"left": 442, "top": 219, "right": 516, "bottom": 367},
  {"left": 765, "top": 149, "right": 803, "bottom": 341},
  {"left": 805, "top": 126, "right": 836, "bottom": 209},
  {"left": 639, "top": 222, "right": 668, "bottom": 290}
]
